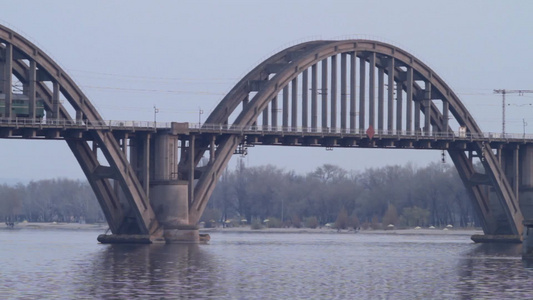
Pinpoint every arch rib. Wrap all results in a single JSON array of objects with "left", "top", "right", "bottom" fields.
[
  {"left": 1, "top": 24, "right": 524, "bottom": 239},
  {"left": 0, "top": 25, "right": 161, "bottom": 237},
  {"left": 191, "top": 40, "right": 524, "bottom": 238}
]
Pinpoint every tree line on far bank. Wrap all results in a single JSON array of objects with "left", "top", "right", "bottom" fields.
[
  {"left": 0, "top": 161, "right": 478, "bottom": 230},
  {"left": 204, "top": 160, "right": 478, "bottom": 230},
  {"left": 0, "top": 179, "right": 103, "bottom": 224}
]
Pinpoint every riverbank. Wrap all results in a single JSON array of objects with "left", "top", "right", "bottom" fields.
[
  {"left": 3, "top": 222, "right": 483, "bottom": 236},
  {"left": 2, "top": 221, "right": 108, "bottom": 231},
  {"left": 201, "top": 226, "right": 483, "bottom": 236}
]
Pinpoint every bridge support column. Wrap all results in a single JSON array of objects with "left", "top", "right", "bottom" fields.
[
  {"left": 524, "top": 220, "right": 533, "bottom": 259},
  {"left": 151, "top": 182, "right": 198, "bottom": 243},
  {"left": 149, "top": 131, "right": 199, "bottom": 243},
  {"left": 519, "top": 145, "right": 533, "bottom": 220},
  {"left": 484, "top": 145, "right": 522, "bottom": 237},
  {"left": 519, "top": 147, "right": 533, "bottom": 256}
]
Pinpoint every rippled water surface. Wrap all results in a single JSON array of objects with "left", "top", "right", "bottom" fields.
[{"left": 1, "top": 229, "right": 532, "bottom": 299}]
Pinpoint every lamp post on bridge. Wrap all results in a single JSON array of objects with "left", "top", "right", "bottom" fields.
[
  {"left": 153, "top": 105, "right": 159, "bottom": 128},
  {"left": 522, "top": 119, "right": 527, "bottom": 140},
  {"left": 198, "top": 107, "right": 204, "bottom": 128}
]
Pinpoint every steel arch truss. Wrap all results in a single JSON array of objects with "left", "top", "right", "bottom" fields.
[
  {"left": 0, "top": 25, "right": 160, "bottom": 237},
  {"left": 192, "top": 40, "right": 523, "bottom": 236}
]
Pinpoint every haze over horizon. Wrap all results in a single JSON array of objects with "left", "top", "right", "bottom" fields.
[{"left": 1, "top": 0, "right": 532, "bottom": 181}]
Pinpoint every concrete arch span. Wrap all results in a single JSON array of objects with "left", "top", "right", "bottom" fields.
[
  {"left": 1, "top": 23, "right": 526, "bottom": 242},
  {"left": 0, "top": 25, "right": 161, "bottom": 239},
  {"left": 192, "top": 40, "right": 523, "bottom": 238}
]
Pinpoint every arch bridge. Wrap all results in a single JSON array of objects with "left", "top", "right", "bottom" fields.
[{"left": 1, "top": 25, "right": 532, "bottom": 245}]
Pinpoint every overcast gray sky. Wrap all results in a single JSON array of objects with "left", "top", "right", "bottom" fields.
[{"left": 1, "top": 0, "right": 532, "bottom": 181}]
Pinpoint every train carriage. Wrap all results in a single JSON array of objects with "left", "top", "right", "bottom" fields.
[{"left": 0, "top": 93, "right": 45, "bottom": 118}]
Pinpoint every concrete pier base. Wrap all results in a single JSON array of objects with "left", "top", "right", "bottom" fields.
[
  {"left": 523, "top": 220, "right": 533, "bottom": 259},
  {"left": 97, "top": 230, "right": 209, "bottom": 244},
  {"left": 97, "top": 234, "right": 165, "bottom": 244},
  {"left": 471, "top": 234, "right": 522, "bottom": 243},
  {"left": 150, "top": 182, "right": 189, "bottom": 228},
  {"left": 164, "top": 227, "right": 200, "bottom": 243}
]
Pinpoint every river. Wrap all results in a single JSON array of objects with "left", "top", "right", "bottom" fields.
[{"left": 0, "top": 228, "right": 532, "bottom": 299}]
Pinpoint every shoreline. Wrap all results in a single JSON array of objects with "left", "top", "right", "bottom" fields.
[
  {"left": 2, "top": 222, "right": 483, "bottom": 236},
  {"left": 2, "top": 222, "right": 108, "bottom": 231},
  {"left": 201, "top": 226, "right": 483, "bottom": 236}
]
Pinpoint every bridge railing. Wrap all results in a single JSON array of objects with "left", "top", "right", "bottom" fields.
[
  {"left": 190, "top": 123, "right": 533, "bottom": 141},
  {"left": 3, "top": 118, "right": 533, "bottom": 141},
  {"left": 0, "top": 118, "right": 171, "bottom": 130}
]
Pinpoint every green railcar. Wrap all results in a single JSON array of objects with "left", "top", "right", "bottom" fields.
[{"left": 0, "top": 94, "right": 45, "bottom": 118}]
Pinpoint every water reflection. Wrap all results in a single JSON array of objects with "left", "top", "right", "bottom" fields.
[
  {"left": 468, "top": 243, "right": 523, "bottom": 257},
  {"left": 523, "top": 258, "right": 533, "bottom": 269},
  {"left": 455, "top": 243, "right": 532, "bottom": 299},
  {"left": 77, "top": 243, "right": 225, "bottom": 299},
  {"left": 464, "top": 243, "right": 533, "bottom": 269},
  {"left": 3, "top": 230, "right": 533, "bottom": 299}
]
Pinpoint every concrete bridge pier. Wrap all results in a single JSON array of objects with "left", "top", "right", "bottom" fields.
[
  {"left": 519, "top": 147, "right": 533, "bottom": 258},
  {"left": 518, "top": 146, "right": 533, "bottom": 222},
  {"left": 523, "top": 220, "right": 533, "bottom": 259},
  {"left": 151, "top": 182, "right": 198, "bottom": 243},
  {"left": 149, "top": 128, "right": 199, "bottom": 243}
]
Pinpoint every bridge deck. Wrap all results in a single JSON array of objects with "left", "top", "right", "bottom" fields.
[
  {"left": 0, "top": 119, "right": 531, "bottom": 150},
  {"left": 190, "top": 124, "right": 533, "bottom": 150},
  {"left": 0, "top": 119, "right": 167, "bottom": 139}
]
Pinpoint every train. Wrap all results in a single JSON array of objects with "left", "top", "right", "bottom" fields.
[{"left": 0, "top": 93, "right": 45, "bottom": 118}]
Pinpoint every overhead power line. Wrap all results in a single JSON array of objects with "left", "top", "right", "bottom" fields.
[
  {"left": 68, "top": 68, "right": 237, "bottom": 83},
  {"left": 81, "top": 85, "right": 226, "bottom": 96}
]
